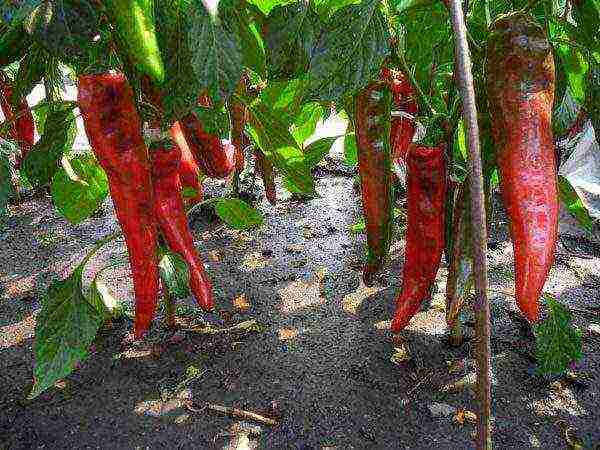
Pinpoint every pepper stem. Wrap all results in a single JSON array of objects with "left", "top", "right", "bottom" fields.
[{"left": 163, "top": 288, "right": 176, "bottom": 330}]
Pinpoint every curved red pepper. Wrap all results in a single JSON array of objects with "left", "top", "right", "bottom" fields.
[
  {"left": 150, "top": 141, "right": 215, "bottom": 310},
  {"left": 78, "top": 72, "right": 160, "bottom": 338},
  {"left": 178, "top": 113, "right": 236, "bottom": 179},
  {"left": 487, "top": 13, "right": 558, "bottom": 322},
  {"left": 170, "top": 121, "right": 204, "bottom": 205},
  {"left": 380, "top": 68, "right": 418, "bottom": 167},
  {"left": 391, "top": 144, "right": 447, "bottom": 333}
]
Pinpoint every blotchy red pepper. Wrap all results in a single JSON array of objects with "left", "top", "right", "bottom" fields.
[
  {"left": 487, "top": 13, "right": 558, "bottom": 322},
  {"left": 178, "top": 94, "right": 236, "bottom": 179},
  {"left": 254, "top": 147, "right": 276, "bottom": 205},
  {"left": 78, "top": 72, "right": 160, "bottom": 338},
  {"left": 380, "top": 68, "right": 418, "bottom": 167},
  {"left": 149, "top": 141, "right": 215, "bottom": 310},
  {"left": 170, "top": 121, "right": 204, "bottom": 205},
  {"left": 354, "top": 82, "right": 393, "bottom": 286},
  {"left": 391, "top": 144, "right": 447, "bottom": 333},
  {"left": 0, "top": 76, "right": 35, "bottom": 167}
]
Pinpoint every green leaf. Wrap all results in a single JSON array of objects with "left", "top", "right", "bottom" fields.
[
  {"left": 21, "top": 102, "right": 76, "bottom": 188},
  {"left": 343, "top": 132, "right": 358, "bottom": 166},
  {"left": 291, "top": 102, "right": 323, "bottom": 145},
  {"left": 304, "top": 136, "right": 337, "bottom": 167},
  {"left": 25, "top": 0, "right": 100, "bottom": 66},
  {"left": 87, "top": 276, "right": 120, "bottom": 321},
  {"left": 189, "top": 0, "right": 244, "bottom": 102},
  {"left": 264, "top": 2, "right": 318, "bottom": 80},
  {"left": 51, "top": 154, "right": 109, "bottom": 224},
  {"left": 192, "top": 103, "right": 230, "bottom": 137},
  {"left": 213, "top": 197, "right": 264, "bottom": 230},
  {"left": 258, "top": 76, "right": 308, "bottom": 117},
  {"left": 349, "top": 218, "right": 366, "bottom": 234},
  {"left": 222, "top": 0, "right": 266, "bottom": 76},
  {"left": 534, "top": 295, "right": 583, "bottom": 376},
  {"left": 158, "top": 249, "right": 191, "bottom": 299},
  {"left": 571, "top": 0, "right": 600, "bottom": 54},
  {"left": 245, "top": 99, "right": 316, "bottom": 195},
  {"left": 29, "top": 266, "right": 103, "bottom": 399},
  {"left": 585, "top": 60, "right": 600, "bottom": 138},
  {"left": 550, "top": 18, "right": 588, "bottom": 104},
  {"left": 307, "top": 0, "right": 390, "bottom": 102},
  {"left": 312, "top": 0, "right": 361, "bottom": 19},
  {"left": 0, "top": 144, "right": 14, "bottom": 217},
  {"left": 156, "top": 0, "right": 205, "bottom": 123},
  {"left": 558, "top": 176, "right": 593, "bottom": 233},
  {"left": 246, "top": 0, "right": 291, "bottom": 15}
]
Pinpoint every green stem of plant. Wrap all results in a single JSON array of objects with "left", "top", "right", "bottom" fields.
[
  {"left": 396, "top": 52, "right": 437, "bottom": 117},
  {"left": 80, "top": 230, "right": 122, "bottom": 269}
]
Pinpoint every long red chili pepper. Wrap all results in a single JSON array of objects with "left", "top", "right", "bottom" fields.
[
  {"left": 149, "top": 139, "right": 215, "bottom": 310},
  {"left": 354, "top": 81, "right": 393, "bottom": 286},
  {"left": 78, "top": 72, "right": 160, "bottom": 338},
  {"left": 487, "top": 13, "right": 558, "bottom": 322},
  {"left": 380, "top": 68, "right": 418, "bottom": 168},
  {"left": 0, "top": 76, "right": 34, "bottom": 167},
  {"left": 391, "top": 144, "right": 447, "bottom": 333},
  {"left": 170, "top": 121, "right": 204, "bottom": 205}
]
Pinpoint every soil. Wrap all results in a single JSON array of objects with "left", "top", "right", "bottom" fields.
[{"left": 1, "top": 127, "right": 600, "bottom": 448}]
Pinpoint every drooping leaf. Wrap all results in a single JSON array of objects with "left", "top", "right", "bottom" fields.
[
  {"left": 29, "top": 266, "right": 103, "bottom": 399},
  {"left": 264, "top": 2, "right": 318, "bottom": 80},
  {"left": 213, "top": 197, "right": 264, "bottom": 229},
  {"left": 24, "top": 0, "right": 100, "bottom": 66},
  {"left": 245, "top": 99, "right": 316, "bottom": 195},
  {"left": 87, "top": 276, "right": 121, "bottom": 321},
  {"left": 158, "top": 249, "right": 191, "bottom": 299},
  {"left": 258, "top": 76, "right": 308, "bottom": 118},
  {"left": 307, "top": 0, "right": 390, "bottom": 102},
  {"left": 188, "top": 0, "right": 244, "bottom": 102},
  {"left": 558, "top": 176, "right": 593, "bottom": 233},
  {"left": 222, "top": 0, "right": 266, "bottom": 76},
  {"left": 291, "top": 102, "right": 323, "bottom": 145},
  {"left": 534, "top": 295, "right": 583, "bottom": 376},
  {"left": 156, "top": 0, "right": 205, "bottom": 123},
  {"left": 304, "top": 136, "right": 337, "bottom": 167},
  {"left": 51, "top": 154, "right": 109, "bottom": 224},
  {"left": 550, "top": 18, "right": 588, "bottom": 104},
  {"left": 21, "top": 102, "right": 77, "bottom": 187}
]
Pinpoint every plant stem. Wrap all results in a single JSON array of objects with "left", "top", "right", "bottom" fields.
[
  {"left": 448, "top": 0, "right": 492, "bottom": 448},
  {"left": 164, "top": 288, "right": 176, "bottom": 329},
  {"left": 80, "top": 230, "right": 122, "bottom": 268}
]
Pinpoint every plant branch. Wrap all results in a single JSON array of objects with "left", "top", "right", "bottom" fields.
[{"left": 448, "top": 0, "right": 492, "bottom": 448}]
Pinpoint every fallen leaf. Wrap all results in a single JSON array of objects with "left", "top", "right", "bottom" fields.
[
  {"left": 453, "top": 409, "right": 477, "bottom": 426},
  {"left": 241, "top": 252, "right": 268, "bottom": 271},
  {"left": 208, "top": 250, "right": 221, "bottom": 262},
  {"left": 233, "top": 294, "right": 251, "bottom": 311},
  {"left": 278, "top": 328, "right": 298, "bottom": 341}
]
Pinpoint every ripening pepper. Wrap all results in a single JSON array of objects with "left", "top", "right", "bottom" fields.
[
  {"left": 0, "top": 75, "right": 35, "bottom": 167},
  {"left": 391, "top": 144, "right": 447, "bottom": 333},
  {"left": 105, "top": 0, "right": 165, "bottom": 84},
  {"left": 486, "top": 13, "right": 558, "bottom": 322},
  {"left": 78, "top": 72, "right": 160, "bottom": 338},
  {"left": 354, "top": 81, "right": 393, "bottom": 286},
  {"left": 170, "top": 121, "right": 204, "bottom": 205},
  {"left": 149, "top": 140, "right": 215, "bottom": 310}
]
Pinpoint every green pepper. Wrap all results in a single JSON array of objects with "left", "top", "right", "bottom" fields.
[
  {"left": 0, "top": 26, "right": 32, "bottom": 68},
  {"left": 105, "top": 0, "right": 165, "bottom": 84}
]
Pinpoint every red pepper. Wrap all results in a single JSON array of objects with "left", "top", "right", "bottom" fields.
[
  {"left": 254, "top": 147, "right": 277, "bottom": 205},
  {"left": 78, "top": 72, "right": 160, "bottom": 338},
  {"left": 170, "top": 121, "right": 204, "bottom": 205},
  {"left": 487, "top": 13, "right": 558, "bottom": 322},
  {"left": 354, "top": 81, "right": 393, "bottom": 286},
  {"left": 178, "top": 113, "right": 236, "bottom": 179},
  {"left": 0, "top": 75, "right": 35, "bottom": 167},
  {"left": 391, "top": 144, "right": 447, "bottom": 333},
  {"left": 380, "top": 68, "right": 418, "bottom": 167},
  {"left": 149, "top": 140, "right": 215, "bottom": 310}
]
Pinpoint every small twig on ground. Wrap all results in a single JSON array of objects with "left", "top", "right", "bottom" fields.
[
  {"left": 405, "top": 370, "right": 433, "bottom": 398},
  {"left": 185, "top": 401, "right": 278, "bottom": 426}
]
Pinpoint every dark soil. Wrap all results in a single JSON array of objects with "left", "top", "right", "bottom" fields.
[{"left": 1, "top": 169, "right": 599, "bottom": 449}]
